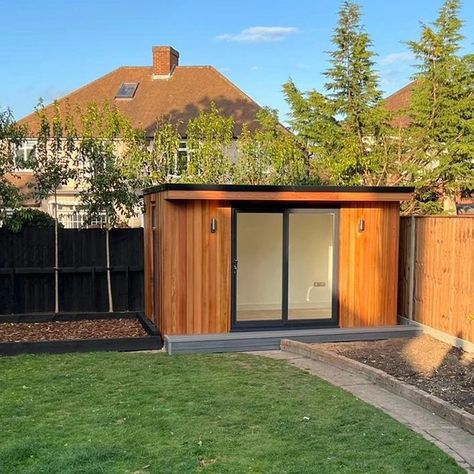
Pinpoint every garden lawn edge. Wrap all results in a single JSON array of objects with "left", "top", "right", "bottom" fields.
[{"left": 281, "top": 338, "right": 474, "bottom": 435}]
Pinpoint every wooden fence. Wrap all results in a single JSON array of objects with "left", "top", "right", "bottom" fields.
[
  {"left": 398, "top": 216, "right": 474, "bottom": 343},
  {"left": 0, "top": 227, "right": 144, "bottom": 314}
]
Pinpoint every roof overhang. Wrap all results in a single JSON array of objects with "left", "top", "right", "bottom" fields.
[{"left": 143, "top": 183, "right": 414, "bottom": 202}]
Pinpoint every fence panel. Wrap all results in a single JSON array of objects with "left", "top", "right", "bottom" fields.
[
  {"left": 0, "top": 227, "right": 144, "bottom": 314},
  {"left": 398, "top": 216, "right": 474, "bottom": 343}
]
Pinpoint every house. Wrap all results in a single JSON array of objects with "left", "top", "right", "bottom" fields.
[
  {"left": 15, "top": 46, "right": 263, "bottom": 227},
  {"left": 384, "top": 81, "right": 415, "bottom": 128},
  {"left": 143, "top": 183, "right": 416, "bottom": 353}
]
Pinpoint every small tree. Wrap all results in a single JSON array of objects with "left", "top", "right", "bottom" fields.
[
  {"left": 184, "top": 103, "right": 234, "bottom": 183},
  {"left": 0, "top": 108, "right": 26, "bottom": 219},
  {"left": 235, "top": 108, "right": 311, "bottom": 185},
  {"left": 32, "top": 102, "right": 77, "bottom": 312},
  {"left": 122, "top": 121, "right": 182, "bottom": 188},
  {"left": 76, "top": 103, "right": 140, "bottom": 312}
]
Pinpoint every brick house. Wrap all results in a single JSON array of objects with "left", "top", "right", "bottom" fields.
[{"left": 15, "top": 46, "right": 263, "bottom": 227}]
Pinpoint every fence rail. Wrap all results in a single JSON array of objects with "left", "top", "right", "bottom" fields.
[
  {"left": 0, "top": 227, "right": 144, "bottom": 314},
  {"left": 398, "top": 216, "right": 474, "bottom": 343}
]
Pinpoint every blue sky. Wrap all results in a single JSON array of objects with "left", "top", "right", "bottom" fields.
[{"left": 1, "top": 0, "right": 473, "bottom": 122}]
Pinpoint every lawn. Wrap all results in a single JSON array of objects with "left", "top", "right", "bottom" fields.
[{"left": 0, "top": 352, "right": 462, "bottom": 474}]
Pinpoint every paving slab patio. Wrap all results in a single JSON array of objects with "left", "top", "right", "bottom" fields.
[{"left": 249, "top": 350, "right": 474, "bottom": 473}]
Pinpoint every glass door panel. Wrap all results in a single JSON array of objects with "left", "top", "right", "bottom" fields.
[
  {"left": 236, "top": 212, "right": 283, "bottom": 322},
  {"left": 288, "top": 212, "right": 335, "bottom": 320}
]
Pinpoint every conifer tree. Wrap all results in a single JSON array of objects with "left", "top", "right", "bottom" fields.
[
  {"left": 407, "top": 0, "right": 473, "bottom": 212},
  {"left": 284, "top": 1, "right": 393, "bottom": 186}
]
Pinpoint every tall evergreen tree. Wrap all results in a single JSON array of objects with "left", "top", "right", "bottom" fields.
[
  {"left": 407, "top": 0, "right": 473, "bottom": 212},
  {"left": 325, "top": 0, "right": 382, "bottom": 152},
  {"left": 284, "top": 1, "right": 393, "bottom": 186}
]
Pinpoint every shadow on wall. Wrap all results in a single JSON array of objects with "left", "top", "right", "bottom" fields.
[{"left": 143, "top": 95, "right": 261, "bottom": 138}]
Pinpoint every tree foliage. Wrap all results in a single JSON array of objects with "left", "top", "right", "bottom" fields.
[
  {"left": 147, "top": 121, "right": 181, "bottom": 184},
  {"left": 76, "top": 103, "right": 140, "bottom": 228},
  {"left": 284, "top": 0, "right": 395, "bottom": 186},
  {"left": 33, "top": 101, "right": 77, "bottom": 200},
  {"left": 0, "top": 108, "right": 26, "bottom": 218},
  {"left": 1, "top": 207, "right": 60, "bottom": 232},
  {"left": 406, "top": 0, "right": 474, "bottom": 213},
  {"left": 184, "top": 102, "right": 234, "bottom": 183},
  {"left": 235, "top": 108, "right": 311, "bottom": 185}
]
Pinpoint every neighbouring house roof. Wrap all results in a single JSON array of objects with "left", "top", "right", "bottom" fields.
[
  {"left": 18, "top": 47, "right": 262, "bottom": 138},
  {"left": 384, "top": 81, "right": 415, "bottom": 128}
]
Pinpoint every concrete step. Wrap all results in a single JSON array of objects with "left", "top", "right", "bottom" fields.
[{"left": 164, "top": 325, "right": 422, "bottom": 354}]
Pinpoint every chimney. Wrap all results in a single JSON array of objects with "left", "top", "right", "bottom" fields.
[{"left": 152, "top": 46, "right": 179, "bottom": 78}]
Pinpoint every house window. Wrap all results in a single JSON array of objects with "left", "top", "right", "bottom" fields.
[
  {"left": 173, "top": 140, "right": 188, "bottom": 176},
  {"left": 14, "top": 140, "right": 37, "bottom": 170},
  {"left": 51, "top": 203, "right": 107, "bottom": 229}
]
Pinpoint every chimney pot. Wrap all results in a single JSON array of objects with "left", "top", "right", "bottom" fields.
[{"left": 152, "top": 46, "right": 179, "bottom": 77}]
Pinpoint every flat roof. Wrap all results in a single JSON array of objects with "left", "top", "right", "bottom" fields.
[{"left": 143, "top": 183, "right": 414, "bottom": 203}]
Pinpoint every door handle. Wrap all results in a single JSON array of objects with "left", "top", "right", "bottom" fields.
[{"left": 233, "top": 259, "right": 238, "bottom": 274}]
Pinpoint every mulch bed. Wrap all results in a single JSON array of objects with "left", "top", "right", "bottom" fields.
[
  {"left": 318, "top": 335, "right": 474, "bottom": 415},
  {"left": 0, "top": 318, "right": 148, "bottom": 343}
]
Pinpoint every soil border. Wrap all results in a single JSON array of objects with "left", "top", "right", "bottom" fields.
[
  {"left": 0, "top": 312, "right": 163, "bottom": 356},
  {"left": 281, "top": 338, "right": 474, "bottom": 435}
]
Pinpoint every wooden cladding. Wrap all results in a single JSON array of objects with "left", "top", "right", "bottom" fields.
[
  {"left": 339, "top": 202, "right": 400, "bottom": 327},
  {"left": 144, "top": 190, "right": 405, "bottom": 336},
  {"left": 398, "top": 216, "right": 474, "bottom": 343},
  {"left": 144, "top": 194, "right": 231, "bottom": 335},
  {"left": 163, "top": 189, "right": 412, "bottom": 202}
]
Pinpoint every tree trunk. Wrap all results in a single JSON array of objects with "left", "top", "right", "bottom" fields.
[
  {"left": 54, "top": 191, "right": 59, "bottom": 314},
  {"left": 105, "top": 226, "right": 113, "bottom": 312}
]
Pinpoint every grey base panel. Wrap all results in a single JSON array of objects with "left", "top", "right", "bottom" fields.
[{"left": 164, "top": 325, "right": 422, "bottom": 354}]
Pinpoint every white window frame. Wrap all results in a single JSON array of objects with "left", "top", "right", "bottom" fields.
[
  {"left": 50, "top": 203, "right": 107, "bottom": 229},
  {"left": 14, "top": 139, "right": 37, "bottom": 171}
]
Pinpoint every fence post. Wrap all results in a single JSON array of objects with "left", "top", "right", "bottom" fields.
[
  {"left": 10, "top": 267, "right": 15, "bottom": 315},
  {"left": 407, "top": 215, "right": 416, "bottom": 322}
]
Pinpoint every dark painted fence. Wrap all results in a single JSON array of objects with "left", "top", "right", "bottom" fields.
[{"left": 0, "top": 227, "right": 144, "bottom": 314}]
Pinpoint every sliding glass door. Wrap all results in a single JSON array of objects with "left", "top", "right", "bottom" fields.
[{"left": 232, "top": 209, "right": 338, "bottom": 329}]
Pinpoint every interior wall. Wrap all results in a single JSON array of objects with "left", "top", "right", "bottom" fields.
[
  {"left": 236, "top": 212, "right": 334, "bottom": 312},
  {"left": 237, "top": 213, "right": 282, "bottom": 310},
  {"left": 288, "top": 213, "right": 333, "bottom": 310}
]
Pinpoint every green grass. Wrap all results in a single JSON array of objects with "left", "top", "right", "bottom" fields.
[{"left": 0, "top": 352, "right": 462, "bottom": 474}]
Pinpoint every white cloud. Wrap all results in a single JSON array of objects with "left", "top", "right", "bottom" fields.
[
  {"left": 250, "top": 65, "right": 260, "bottom": 71},
  {"left": 217, "top": 26, "right": 298, "bottom": 43},
  {"left": 379, "top": 52, "right": 415, "bottom": 66}
]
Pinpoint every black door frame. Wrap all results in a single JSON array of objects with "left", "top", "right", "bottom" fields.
[{"left": 231, "top": 206, "right": 340, "bottom": 331}]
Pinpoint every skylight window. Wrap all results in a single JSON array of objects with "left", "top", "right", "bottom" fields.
[{"left": 115, "top": 82, "right": 139, "bottom": 99}]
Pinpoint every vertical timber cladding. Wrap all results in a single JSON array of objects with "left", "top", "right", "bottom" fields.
[
  {"left": 339, "top": 201, "right": 400, "bottom": 327},
  {"left": 154, "top": 194, "right": 231, "bottom": 335}
]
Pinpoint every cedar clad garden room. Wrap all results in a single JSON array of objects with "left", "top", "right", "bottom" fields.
[{"left": 143, "top": 184, "right": 413, "bottom": 351}]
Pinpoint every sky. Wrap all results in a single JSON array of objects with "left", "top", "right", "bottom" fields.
[{"left": 1, "top": 0, "right": 473, "bottom": 123}]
